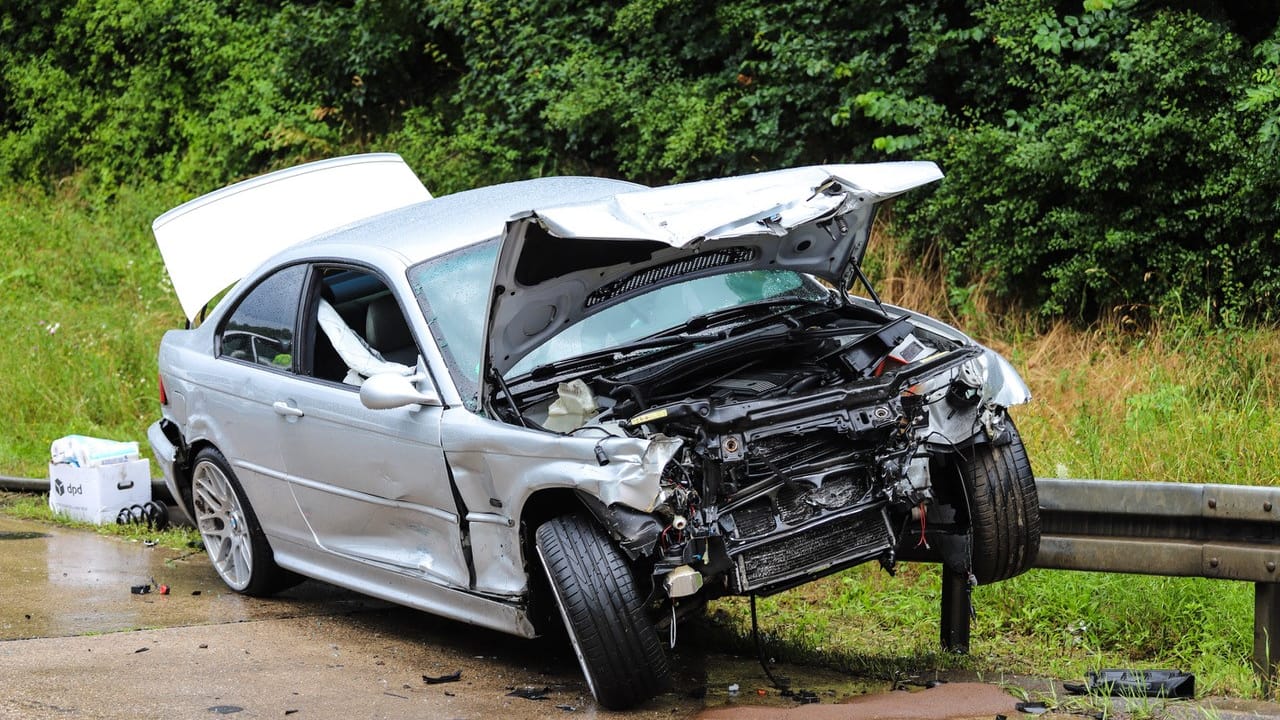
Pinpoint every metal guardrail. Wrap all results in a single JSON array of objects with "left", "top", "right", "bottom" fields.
[
  {"left": 0, "top": 474, "right": 176, "bottom": 504},
  {"left": 934, "top": 478, "right": 1280, "bottom": 690}
]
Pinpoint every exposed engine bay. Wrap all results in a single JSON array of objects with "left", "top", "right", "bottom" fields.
[{"left": 496, "top": 297, "right": 1014, "bottom": 600}]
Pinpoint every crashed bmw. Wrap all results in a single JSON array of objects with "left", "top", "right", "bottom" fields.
[{"left": 148, "top": 154, "right": 1039, "bottom": 709}]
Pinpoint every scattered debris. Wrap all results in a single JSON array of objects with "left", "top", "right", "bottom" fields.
[
  {"left": 130, "top": 584, "right": 151, "bottom": 595},
  {"left": 198, "top": 644, "right": 208, "bottom": 649},
  {"left": 443, "top": 691, "right": 456, "bottom": 698},
  {"left": 423, "top": 670, "right": 462, "bottom": 684},
  {"left": 158, "top": 584, "right": 170, "bottom": 595},
  {"left": 382, "top": 692, "right": 408, "bottom": 699},
  {"left": 207, "top": 706, "right": 244, "bottom": 715},
  {"left": 782, "top": 688, "right": 819, "bottom": 704},
  {"left": 506, "top": 686, "right": 551, "bottom": 701},
  {"left": 1015, "top": 701, "right": 1049, "bottom": 715},
  {"left": 727, "top": 683, "right": 740, "bottom": 696},
  {"left": 134, "top": 647, "right": 149, "bottom": 654},
  {"left": 285, "top": 710, "right": 299, "bottom": 716},
  {"left": 555, "top": 704, "right": 576, "bottom": 712},
  {"left": 191, "top": 590, "right": 202, "bottom": 596},
  {"left": 925, "top": 679, "right": 947, "bottom": 689},
  {"left": 1064, "top": 669, "right": 1195, "bottom": 699},
  {"left": 116, "top": 501, "right": 170, "bottom": 530}
]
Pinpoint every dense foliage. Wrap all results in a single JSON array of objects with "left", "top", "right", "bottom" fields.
[{"left": 2, "top": 0, "right": 1278, "bottom": 321}]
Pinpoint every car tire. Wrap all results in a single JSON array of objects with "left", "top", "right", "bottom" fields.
[
  {"left": 960, "top": 418, "right": 1040, "bottom": 585},
  {"left": 535, "top": 514, "right": 671, "bottom": 710},
  {"left": 190, "top": 447, "right": 297, "bottom": 596}
]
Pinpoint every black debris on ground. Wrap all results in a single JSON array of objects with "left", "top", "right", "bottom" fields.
[
  {"left": 506, "top": 686, "right": 551, "bottom": 701},
  {"left": 423, "top": 670, "right": 462, "bottom": 684}
]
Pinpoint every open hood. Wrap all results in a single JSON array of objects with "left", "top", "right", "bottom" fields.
[
  {"left": 153, "top": 153, "right": 431, "bottom": 321},
  {"left": 485, "top": 162, "right": 942, "bottom": 377}
]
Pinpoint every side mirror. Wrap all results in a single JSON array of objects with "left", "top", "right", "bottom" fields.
[{"left": 360, "top": 372, "right": 441, "bottom": 410}]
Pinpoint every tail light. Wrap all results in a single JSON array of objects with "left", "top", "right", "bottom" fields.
[{"left": 158, "top": 374, "right": 168, "bottom": 406}]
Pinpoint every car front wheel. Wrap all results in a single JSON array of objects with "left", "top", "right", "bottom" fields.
[
  {"left": 190, "top": 447, "right": 295, "bottom": 596},
  {"left": 535, "top": 514, "right": 670, "bottom": 709},
  {"left": 959, "top": 418, "right": 1040, "bottom": 584}
]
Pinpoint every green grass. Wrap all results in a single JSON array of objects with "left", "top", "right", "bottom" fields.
[
  {"left": 707, "top": 564, "right": 1261, "bottom": 698},
  {"left": 3, "top": 178, "right": 1278, "bottom": 700},
  {"left": 0, "top": 178, "right": 186, "bottom": 476},
  {"left": 0, "top": 491, "right": 202, "bottom": 552}
]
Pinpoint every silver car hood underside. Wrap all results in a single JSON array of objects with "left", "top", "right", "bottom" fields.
[{"left": 486, "top": 161, "right": 942, "bottom": 377}]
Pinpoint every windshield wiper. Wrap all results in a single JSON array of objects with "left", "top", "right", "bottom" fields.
[
  {"left": 662, "top": 294, "right": 835, "bottom": 338},
  {"left": 517, "top": 296, "right": 833, "bottom": 384},
  {"left": 522, "top": 331, "right": 726, "bottom": 382}
]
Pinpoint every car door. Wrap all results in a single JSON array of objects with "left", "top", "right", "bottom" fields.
[
  {"left": 207, "top": 263, "right": 313, "bottom": 544},
  {"left": 273, "top": 264, "right": 471, "bottom": 590}
]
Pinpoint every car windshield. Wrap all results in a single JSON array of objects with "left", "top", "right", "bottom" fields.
[
  {"left": 409, "top": 244, "right": 829, "bottom": 393},
  {"left": 508, "top": 269, "right": 828, "bottom": 376},
  {"left": 408, "top": 242, "right": 498, "bottom": 395}
]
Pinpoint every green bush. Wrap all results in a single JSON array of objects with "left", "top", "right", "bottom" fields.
[
  {"left": 2, "top": 0, "right": 1279, "bottom": 321},
  {"left": 895, "top": 2, "right": 1280, "bottom": 322}
]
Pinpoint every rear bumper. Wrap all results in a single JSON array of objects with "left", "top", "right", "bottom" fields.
[{"left": 147, "top": 420, "right": 194, "bottom": 526}]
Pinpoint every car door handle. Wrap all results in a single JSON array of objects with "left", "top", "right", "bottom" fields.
[{"left": 272, "top": 401, "right": 305, "bottom": 418}]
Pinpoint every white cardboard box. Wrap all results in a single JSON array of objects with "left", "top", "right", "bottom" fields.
[{"left": 48, "top": 459, "right": 152, "bottom": 524}]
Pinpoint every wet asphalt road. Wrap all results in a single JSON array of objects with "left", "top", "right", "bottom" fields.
[
  {"left": 2, "top": 513, "right": 1277, "bottom": 720},
  {"left": 0, "top": 513, "right": 1013, "bottom": 719}
]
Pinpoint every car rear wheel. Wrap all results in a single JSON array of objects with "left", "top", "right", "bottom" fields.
[
  {"left": 190, "top": 447, "right": 296, "bottom": 596},
  {"left": 959, "top": 418, "right": 1040, "bottom": 584},
  {"left": 535, "top": 514, "right": 670, "bottom": 710}
]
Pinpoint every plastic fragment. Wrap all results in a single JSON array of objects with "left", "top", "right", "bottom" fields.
[
  {"left": 506, "top": 686, "right": 550, "bottom": 700},
  {"left": 1067, "top": 669, "right": 1195, "bottom": 699},
  {"left": 1015, "top": 701, "right": 1048, "bottom": 715},
  {"left": 727, "top": 683, "right": 740, "bottom": 695},
  {"left": 130, "top": 584, "right": 150, "bottom": 595},
  {"left": 423, "top": 670, "right": 462, "bottom": 684}
]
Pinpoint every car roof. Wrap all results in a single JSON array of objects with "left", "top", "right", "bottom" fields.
[{"left": 302, "top": 175, "right": 646, "bottom": 263}]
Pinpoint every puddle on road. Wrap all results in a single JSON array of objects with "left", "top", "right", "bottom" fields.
[
  {"left": 671, "top": 649, "right": 892, "bottom": 709},
  {"left": 0, "top": 514, "right": 388, "bottom": 641},
  {"left": 0, "top": 531, "right": 50, "bottom": 540}
]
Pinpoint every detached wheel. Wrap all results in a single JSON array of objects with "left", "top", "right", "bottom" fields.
[
  {"left": 190, "top": 447, "right": 296, "bottom": 596},
  {"left": 959, "top": 418, "right": 1040, "bottom": 584},
  {"left": 535, "top": 515, "right": 670, "bottom": 709}
]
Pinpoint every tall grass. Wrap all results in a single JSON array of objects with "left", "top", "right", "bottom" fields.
[{"left": 0, "top": 179, "right": 185, "bottom": 475}]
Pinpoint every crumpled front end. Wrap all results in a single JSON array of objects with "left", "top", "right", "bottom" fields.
[{"left": 496, "top": 297, "right": 1031, "bottom": 602}]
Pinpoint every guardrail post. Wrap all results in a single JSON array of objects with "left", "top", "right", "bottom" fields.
[
  {"left": 941, "top": 568, "right": 970, "bottom": 653},
  {"left": 1257, "top": 582, "right": 1279, "bottom": 692}
]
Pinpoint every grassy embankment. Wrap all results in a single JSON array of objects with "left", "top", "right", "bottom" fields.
[{"left": 1, "top": 180, "right": 1276, "bottom": 698}]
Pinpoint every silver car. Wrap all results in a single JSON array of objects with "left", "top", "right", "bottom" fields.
[{"left": 148, "top": 154, "right": 1039, "bottom": 709}]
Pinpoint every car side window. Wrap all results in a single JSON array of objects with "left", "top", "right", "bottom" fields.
[
  {"left": 307, "top": 267, "right": 418, "bottom": 386},
  {"left": 219, "top": 264, "right": 305, "bottom": 371}
]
